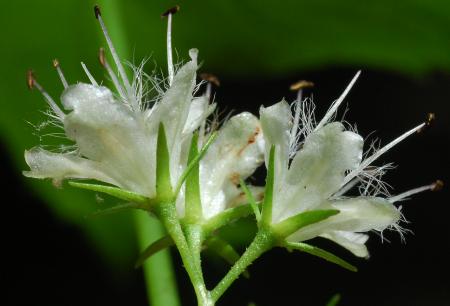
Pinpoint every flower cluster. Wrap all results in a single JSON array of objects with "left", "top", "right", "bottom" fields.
[{"left": 24, "top": 5, "right": 440, "bottom": 305}]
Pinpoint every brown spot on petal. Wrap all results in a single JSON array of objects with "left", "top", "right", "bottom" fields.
[
  {"left": 229, "top": 172, "right": 240, "bottom": 185},
  {"left": 237, "top": 126, "right": 261, "bottom": 156}
]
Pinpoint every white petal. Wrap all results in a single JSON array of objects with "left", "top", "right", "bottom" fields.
[
  {"left": 61, "top": 83, "right": 156, "bottom": 196},
  {"left": 148, "top": 50, "right": 199, "bottom": 185},
  {"left": 183, "top": 96, "right": 216, "bottom": 134},
  {"left": 273, "top": 122, "right": 363, "bottom": 222},
  {"left": 287, "top": 197, "right": 400, "bottom": 242},
  {"left": 24, "top": 147, "right": 119, "bottom": 186},
  {"left": 259, "top": 100, "right": 291, "bottom": 169},
  {"left": 200, "top": 112, "right": 264, "bottom": 219},
  {"left": 320, "top": 231, "right": 369, "bottom": 258}
]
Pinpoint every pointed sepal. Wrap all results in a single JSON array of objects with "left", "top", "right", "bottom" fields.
[
  {"left": 134, "top": 235, "right": 174, "bottom": 268},
  {"left": 261, "top": 145, "right": 275, "bottom": 225},
  {"left": 175, "top": 131, "right": 218, "bottom": 196},
  {"left": 185, "top": 132, "right": 203, "bottom": 222},
  {"left": 273, "top": 209, "right": 339, "bottom": 237},
  {"left": 284, "top": 241, "right": 357, "bottom": 272},
  {"left": 156, "top": 123, "right": 173, "bottom": 200},
  {"left": 239, "top": 178, "right": 261, "bottom": 222},
  {"left": 326, "top": 294, "right": 342, "bottom": 306},
  {"left": 206, "top": 236, "right": 250, "bottom": 278},
  {"left": 69, "top": 181, "right": 149, "bottom": 204}
]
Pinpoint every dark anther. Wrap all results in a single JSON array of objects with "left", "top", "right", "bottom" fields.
[
  {"left": 26, "top": 70, "right": 35, "bottom": 90},
  {"left": 432, "top": 180, "right": 444, "bottom": 192},
  {"left": 200, "top": 73, "right": 220, "bottom": 87},
  {"left": 94, "top": 5, "right": 101, "bottom": 19},
  {"left": 161, "top": 5, "right": 180, "bottom": 18}
]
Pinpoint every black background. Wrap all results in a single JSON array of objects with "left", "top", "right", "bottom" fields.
[{"left": 2, "top": 68, "right": 449, "bottom": 305}]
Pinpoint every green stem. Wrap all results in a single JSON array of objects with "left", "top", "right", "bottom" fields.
[
  {"left": 134, "top": 211, "right": 180, "bottom": 306},
  {"left": 155, "top": 202, "right": 212, "bottom": 306},
  {"left": 211, "top": 228, "right": 275, "bottom": 302},
  {"left": 94, "top": 1, "right": 180, "bottom": 304}
]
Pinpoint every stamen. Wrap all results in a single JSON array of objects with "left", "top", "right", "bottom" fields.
[
  {"left": 80, "top": 62, "right": 99, "bottom": 86},
  {"left": 417, "top": 113, "right": 435, "bottom": 133},
  {"left": 343, "top": 120, "right": 427, "bottom": 186},
  {"left": 98, "top": 48, "right": 126, "bottom": 98},
  {"left": 333, "top": 177, "right": 361, "bottom": 198},
  {"left": 52, "top": 59, "right": 69, "bottom": 89},
  {"left": 389, "top": 180, "right": 443, "bottom": 202},
  {"left": 94, "top": 5, "right": 133, "bottom": 98},
  {"left": 199, "top": 72, "right": 219, "bottom": 145},
  {"left": 315, "top": 70, "right": 361, "bottom": 130},
  {"left": 289, "top": 80, "right": 314, "bottom": 150},
  {"left": 200, "top": 72, "right": 220, "bottom": 100},
  {"left": 26, "top": 70, "right": 65, "bottom": 119},
  {"left": 162, "top": 5, "right": 180, "bottom": 86}
]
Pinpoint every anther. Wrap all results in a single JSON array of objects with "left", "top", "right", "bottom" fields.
[
  {"left": 98, "top": 47, "right": 126, "bottom": 98},
  {"left": 25, "top": 69, "right": 65, "bottom": 119},
  {"left": 417, "top": 113, "right": 435, "bottom": 133},
  {"left": 432, "top": 180, "right": 444, "bottom": 192},
  {"left": 200, "top": 73, "right": 220, "bottom": 87},
  {"left": 98, "top": 47, "right": 106, "bottom": 67},
  {"left": 26, "top": 69, "right": 35, "bottom": 90},
  {"left": 52, "top": 59, "right": 59, "bottom": 68},
  {"left": 290, "top": 80, "right": 314, "bottom": 91},
  {"left": 94, "top": 5, "right": 101, "bottom": 19},
  {"left": 161, "top": 5, "right": 180, "bottom": 18},
  {"left": 52, "top": 58, "right": 69, "bottom": 88}
]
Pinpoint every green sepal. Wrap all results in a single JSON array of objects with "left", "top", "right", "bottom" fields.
[
  {"left": 156, "top": 123, "right": 173, "bottom": 200},
  {"left": 174, "top": 131, "right": 218, "bottom": 197},
  {"left": 326, "top": 293, "right": 342, "bottom": 306},
  {"left": 90, "top": 203, "right": 145, "bottom": 217},
  {"left": 261, "top": 145, "right": 275, "bottom": 225},
  {"left": 205, "top": 236, "right": 250, "bottom": 278},
  {"left": 134, "top": 235, "right": 174, "bottom": 268},
  {"left": 203, "top": 203, "right": 256, "bottom": 233},
  {"left": 185, "top": 132, "right": 202, "bottom": 222},
  {"left": 272, "top": 209, "right": 339, "bottom": 237},
  {"left": 68, "top": 181, "right": 149, "bottom": 204},
  {"left": 284, "top": 241, "right": 357, "bottom": 272},
  {"left": 239, "top": 178, "right": 261, "bottom": 222}
]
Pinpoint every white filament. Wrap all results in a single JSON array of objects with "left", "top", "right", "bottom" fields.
[
  {"left": 167, "top": 13, "right": 174, "bottom": 86},
  {"left": 289, "top": 89, "right": 303, "bottom": 151},
  {"left": 343, "top": 122, "right": 426, "bottom": 186},
  {"left": 315, "top": 70, "right": 361, "bottom": 131},
  {"left": 33, "top": 81, "right": 65, "bottom": 120},
  {"left": 80, "top": 62, "right": 99, "bottom": 86},
  {"left": 97, "top": 14, "right": 137, "bottom": 108},
  {"left": 389, "top": 183, "right": 436, "bottom": 202},
  {"left": 55, "top": 64, "right": 69, "bottom": 89}
]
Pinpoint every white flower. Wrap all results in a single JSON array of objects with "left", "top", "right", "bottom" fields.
[
  {"left": 173, "top": 87, "right": 265, "bottom": 220},
  {"left": 24, "top": 13, "right": 215, "bottom": 198},
  {"left": 259, "top": 73, "right": 431, "bottom": 258},
  {"left": 197, "top": 112, "right": 264, "bottom": 219}
]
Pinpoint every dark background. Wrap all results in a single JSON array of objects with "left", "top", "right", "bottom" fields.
[{"left": 1, "top": 1, "right": 449, "bottom": 305}]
